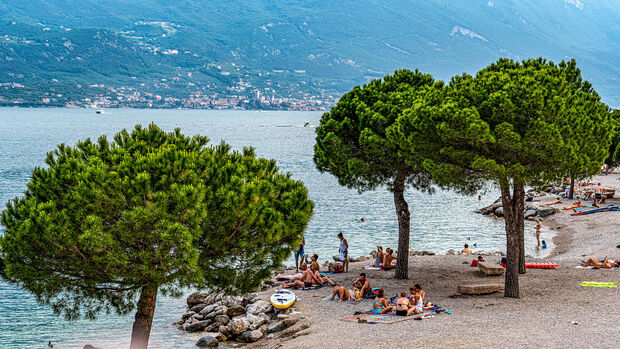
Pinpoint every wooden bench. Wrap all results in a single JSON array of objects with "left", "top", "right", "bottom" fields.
[
  {"left": 457, "top": 284, "right": 504, "bottom": 295},
  {"left": 477, "top": 262, "right": 505, "bottom": 276}
]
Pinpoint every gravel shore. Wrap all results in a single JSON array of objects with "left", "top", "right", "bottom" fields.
[{"left": 250, "top": 175, "right": 620, "bottom": 349}]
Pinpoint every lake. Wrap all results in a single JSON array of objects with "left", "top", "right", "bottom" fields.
[{"left": 0, "top": 108, "right": 548, "bottom": 348}]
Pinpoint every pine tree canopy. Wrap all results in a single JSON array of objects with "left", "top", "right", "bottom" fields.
[{"left": 0, "top": 124, "right": 314, "bottom": 321}]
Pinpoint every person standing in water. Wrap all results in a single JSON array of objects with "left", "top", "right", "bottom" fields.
[
  {"left": 535, "top": 219, "right": 542, "bottom": 247},
  {"left": 338, "top": 232, "right": 349, "bottom": 272}
]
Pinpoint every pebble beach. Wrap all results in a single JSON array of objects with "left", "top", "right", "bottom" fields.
[{"left": 243, "top": 174, "right": 620, "bottom": 349}]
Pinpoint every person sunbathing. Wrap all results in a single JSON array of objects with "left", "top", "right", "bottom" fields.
[
  {"left": 395, "top": 291, "right": 416, "bottom": 316},
  {"left": 581, "top": 257, "right": 620, "bottom": 269},
  {"left": 372, "top": 289, "right": 393, "bottom": 314},
  {"left": 275, "top": 263, "right": 307, "bottom": 281},
  {"left": 281, "top": 264, "right": 322, "bottom": 288},
  {"left": 328, "top": 285, "right": 355, "bottom": 302},
  {"left": 380, "top": 248, "right": 395, "bottom": 270},
  {"left": 310, "top": 262, "right": 336, "bottom": 285},
  {"left": 353, "top": 273, "right": 371, "bottom": 298},
  {"left": 544, "top": 199, "right": 563, "bottom": 205}
]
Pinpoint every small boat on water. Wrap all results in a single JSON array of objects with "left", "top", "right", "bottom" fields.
[{"left": 96, "top": 109, "right": 105, "bottom": 114}]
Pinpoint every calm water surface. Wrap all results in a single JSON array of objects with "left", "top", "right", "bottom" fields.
[{"left": 0, "top": 108, "right": 550, "bottom": 348}]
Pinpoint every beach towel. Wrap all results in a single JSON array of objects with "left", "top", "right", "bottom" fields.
[
  {"left": 341, "top": 306, "right": 441, "bottom": 323},
  {"left": 283, "top": 280, "right": 328, "bottom": 290},
  {"left": 579, "top": 281, "right": 617, "bottom": 288},
  {"left": 574, "top": 266, "right": 618, "bottom": 270},
  {"left": 323, "top": 295, "right": 368, "bottom": 304},
  {"left": 319, "top": 272, "right": 337, "bottom": 275}
]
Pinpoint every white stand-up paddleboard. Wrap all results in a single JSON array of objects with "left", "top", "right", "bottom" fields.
[{"left": 270, "top": 289, "right": 296, "bottom": 309}]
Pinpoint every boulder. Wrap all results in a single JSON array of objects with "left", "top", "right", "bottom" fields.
[
  {"left": 187, "top": 292, "right": 208, "bottom": 308},
  {"left": 227, "top": 318, "right": 250, "bottom": 335},
  {"left": 248, "top": 330, "right": 264, "bottom": 342},
  {"left": 191, "top": 303, "right": 208, "bottom": 313},
  {"left": 222, "top": 296, "right": 244, "bottom": 308},
  {"left": 242, "top": 293, "right": 257, "bottom": 305},
  {"left": 206, "top": 306, "right": 227, "bottom": 320},
  {"left": 200, "top": 304, "right": 219, "bottom": 316},
  {"left": 279, "top": 322, "right": 310, "bottom": 338},
  {"left": 525, "top": 203, "right": 539, "bottom": 211},
  {"left": 192, "top": 314, "right": 204, "bottom": 321},
  {"left": 214, "top": 333, "right": 227, "bottom": 342},
  {"left": 537, "top": 206, "right": 558, "bottom": 217},
  {"left": 218, "top": 325, "right": 230, "bottom": 337},
  {"left": 182, "top": 311, "right": 196, "bottom": 320},
  {"left": 185, "top": 320, "right": 211, "bottom": 332},
  {"left": 196, "top": 335, "right": 219, "bottom": 347},
  {"left": 246, "top": 300, "right": 272, "bottom": 315},
  {"left": 206, "top": 322, "right": 221, "bottom": 332},
  {"left": 267, "top": 321, "right": 286, "bottom": 333},
  {"left": 227, "top": 305, "right": 245, "bottom": 317},
  {"left": 494, "top": 207, "right": 504, "bottom": 217},
  {"left": 332, "top": 255, "right": 340, "bottom": 262},
  {"left": 246, "top": 313, "right": 269, "bottom": 330},
  {"left": 524, "top": 209, "right": 537, "bottom": 218},
  {"left": 214, "top": 315, "right": 230, "bottom": 325}
]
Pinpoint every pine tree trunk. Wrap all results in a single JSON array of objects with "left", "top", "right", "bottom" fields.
[
  {"left": 393, "top": 175, "right": 410, "bottom": 280},
  {"left": 514, "top": 183, "right": 526, "bottom": 275},
  {"left": 569, "top": 178, "right": 575, "bottom": 200},
  {"left": 130, "top": 285, "right": 158, "bottom": 349},
  {"left": 500, "top": 179, "right": 520, "bottom": 298}
]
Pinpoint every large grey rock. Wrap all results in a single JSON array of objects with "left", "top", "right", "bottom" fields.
[
  {"left": 191, "top": 303, "right": 208, "bottom": 313},
  {"left": 524, "top": 209, "right": 537, "bottom": 218},
  {"left": 205, "top": 306, "right": 227, "bottom": 320},
  {"left": 227, "top": 318, "right": 250, "bottom": 335},
  {"left": 187, "top": 292, "right": 208, "bottom": 308},
  {"left": 196, "top": 335, "right": 218, "bottom": 347},
  {"left": 214, "top": 315, "right": 230, "bottom": 325},
  {"left": 199, "top": 304, "right": 219, "bottom": 316},
  {"left": 222, "top": 296, "right": 244, "bottom": 308},
  {"left": 248, "top": 330, "right": 263, "bottom": 342},
  {"left": 182, "top": 311, "right": 196, "bottom": 320},
  {"left": 494, "top": 207, "right": 504, "bottom": 217},
  {"left": 246, "top": 313, "right": 269, "bottom": 330},
  {"left": 227, "top": 305, "right": 245, "bottom": 316},
  {"left": 537, "top": 206, "right": 558, "bottom": 217},
  {"left": 246, "top": 300, "right": 272, "bottom": 315},
  {"left": 185, "top": 320, "right": 211, "bottom": 332},
  {"left": 206, "top": 322, "right": 221, "bottom": 332},
  {"left": 267, "top": 321, "right": 285, "bottom": 333}
]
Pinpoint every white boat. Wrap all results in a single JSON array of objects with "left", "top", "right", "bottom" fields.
[{"left": 96, "top": 109, "right": 105, "bottom": 114}]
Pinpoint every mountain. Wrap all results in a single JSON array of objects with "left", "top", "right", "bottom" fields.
[{"left": 0, "top": 0, "right": 618, "bottom": 108}]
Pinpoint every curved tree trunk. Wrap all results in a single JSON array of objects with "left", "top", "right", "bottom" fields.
[
  {"left": 130, "top": 285, "right": 158, "bottom": 349},
  {"left": 500, "top": 179, "right": 520, "bottom": 298},
  {"left": 393, "top": 175, "right": 410, "bottom": 279}
]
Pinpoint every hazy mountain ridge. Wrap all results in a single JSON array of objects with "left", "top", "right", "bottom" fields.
[{"left": 0, "top": 0, "right": 618, "bottom": 106}]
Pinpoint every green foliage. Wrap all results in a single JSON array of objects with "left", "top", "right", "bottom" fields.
[
  {"left": 394, "top": 58, "right": 613, "bottom": 191},
  {"left": 0, "top": 124, "right": 313, "bottom": 320},
  {"left": 314, "top": 69, "right": 435, "bottom": 191},
  {"left": 606, "top": 109, "right": 620, "bottom": 166}
]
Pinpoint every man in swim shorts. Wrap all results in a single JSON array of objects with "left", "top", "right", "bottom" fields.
[
  {"left": 353, "top": 273, "right": 370, "bottom": 298},
  {"left": 594, "top": 183, "right": 603, "bottom": 207},
  {"left": 281, "top": 264, "right": 321, "bottom": 288},
  {"left": 380, "top": 248, "right": 395, "bottom": 270}
]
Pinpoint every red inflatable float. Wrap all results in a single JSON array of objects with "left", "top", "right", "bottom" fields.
[
  {"left": 500, "top": 263, "right": 558, "bottom": 269},
  {"left": 525, "top": 263, "right": 558, "bottom": 269}
]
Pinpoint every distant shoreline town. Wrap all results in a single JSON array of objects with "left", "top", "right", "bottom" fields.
[{"left": 0, "top": 82, "right": 339, "bottom": 111}]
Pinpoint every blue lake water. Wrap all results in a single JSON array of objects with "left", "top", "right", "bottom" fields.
[{"left": 0, "top": 108, "right": 549, "bottom": 348}]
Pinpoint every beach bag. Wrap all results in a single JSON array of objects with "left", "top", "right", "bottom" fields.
[{"left": 328, "top": 263, "right": 344, "bottom": 273}]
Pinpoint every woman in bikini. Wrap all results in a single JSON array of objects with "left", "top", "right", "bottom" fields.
[
  {"left": 395, "top": 291, "right": 413, "bottom": 316},
  {"left": 372, "top": 289, "right": 393, "bottom": 314},
  {"left": 582, "top": 257, "right": 620, "bottom": 269},
  {"left": 328, "top": 285, "right": 356, "bottom": 302}
]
